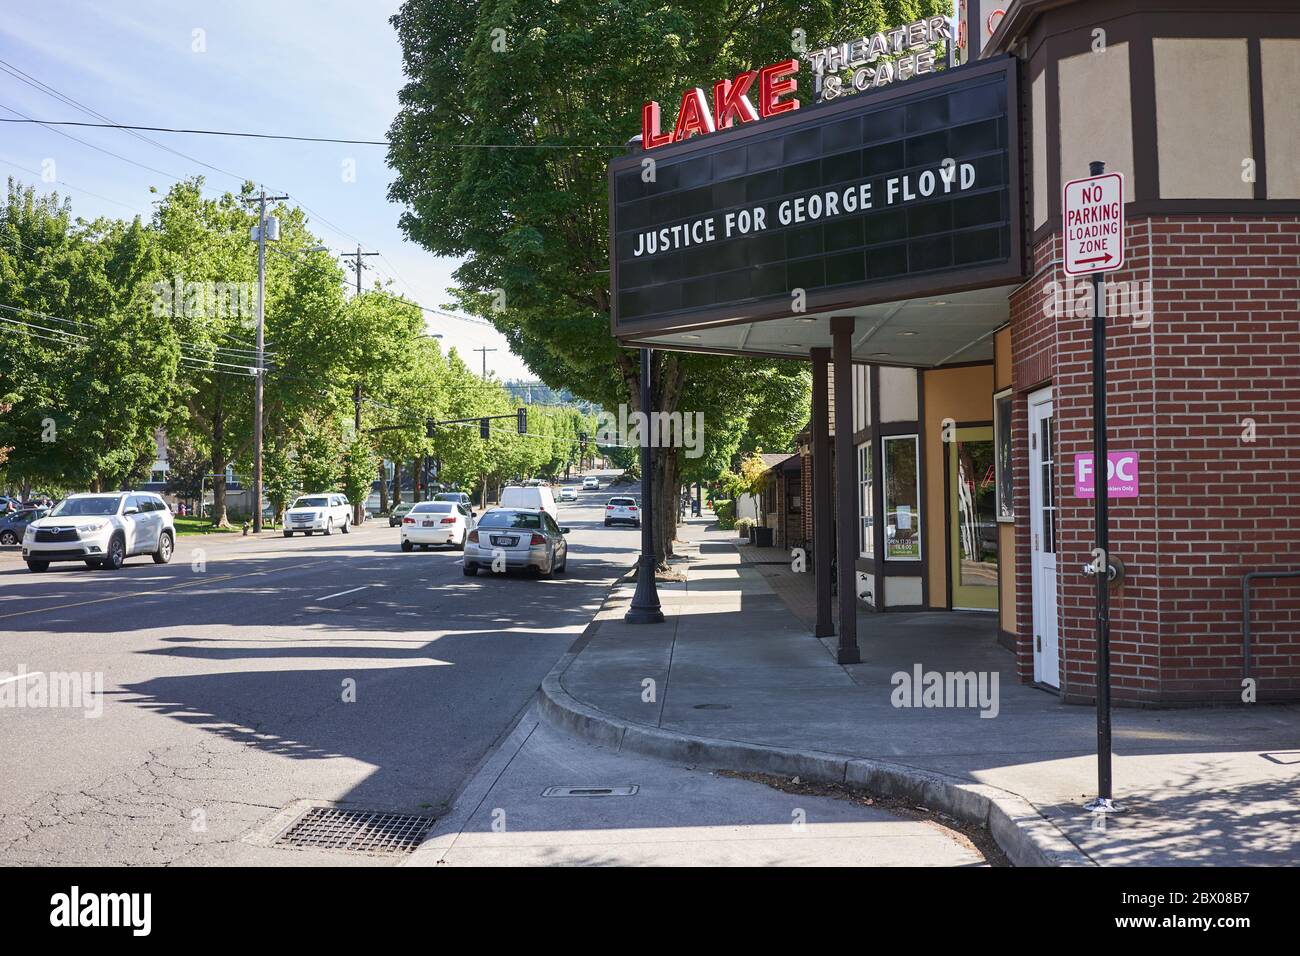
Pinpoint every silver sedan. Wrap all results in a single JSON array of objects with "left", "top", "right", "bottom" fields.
[{"left": 463, "top": 508, "right": 569, "bottom": 578}]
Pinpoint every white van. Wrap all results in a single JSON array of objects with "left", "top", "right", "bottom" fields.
[{"left": 498, "top": 485, "right": 558, "bottom": 521}]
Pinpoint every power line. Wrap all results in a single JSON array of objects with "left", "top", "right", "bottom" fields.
[{"left": 0, "top": 117, "right": 625, "bottom": 149}]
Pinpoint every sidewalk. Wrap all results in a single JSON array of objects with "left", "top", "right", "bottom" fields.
[{"left": 541, "top": 516, "right": 1300, "bottom": 866}]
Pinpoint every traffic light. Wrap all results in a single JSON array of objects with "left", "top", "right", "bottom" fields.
[
  {"left": 579, "top": 430, "right": 588, "bottom": 452},
  {"left": 425, "top": 419, "right": 435, "bottom": 439},
  {"left": 480, "top": 417, "right": 490, "bottom": 440},
  {"left": 517, "top": 408, "right": 527, "bottom": 434}
]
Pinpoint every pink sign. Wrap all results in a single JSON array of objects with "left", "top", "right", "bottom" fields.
[{"left": 1074, "top": 452, "right": 1139, "bottom": 498}]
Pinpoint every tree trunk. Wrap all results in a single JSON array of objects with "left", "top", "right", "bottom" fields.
[
  {"left": 378, "top": 461, "right": 389, "bottom": 514},
  {"left": 392, "top": 461, "right": 402, "bottom": 506},
  {"left": 211, "top": 403, "right": 229, "bottom": 527}
]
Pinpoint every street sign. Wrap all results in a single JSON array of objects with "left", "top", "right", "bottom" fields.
[{"left": 1062, "top": 171, "right": 1124, "bottom": 276}]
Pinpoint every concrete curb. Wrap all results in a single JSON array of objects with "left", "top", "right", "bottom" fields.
[
  {"left": 537, "top": 571, "right": 1093, "bottom": 867},
  {"left": 538, "top": 672, "right": 1091, "bottom": 867}
]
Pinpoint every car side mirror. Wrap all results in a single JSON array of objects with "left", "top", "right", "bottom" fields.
[
  {"left": 560, "top": 527, "right": 571, "bottom": 535},
  {"left": 124, "top": 507, "right": 139, "bottom": 515}
]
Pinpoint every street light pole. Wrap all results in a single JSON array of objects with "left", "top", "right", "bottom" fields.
[{"left": 626, "top": 347, "right": 664, "bottom": 624}]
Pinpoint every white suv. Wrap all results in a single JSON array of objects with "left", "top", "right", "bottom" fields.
[
  {"left": 23, "top": 492, "right": 175, "bottom": 572},
  {"left": 284, "top": 493, "right": 352, "bottom": 536}
]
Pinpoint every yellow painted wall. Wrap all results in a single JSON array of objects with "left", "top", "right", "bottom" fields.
[{"left": 923, "top": 364, "right": 994, "bottom": 609}]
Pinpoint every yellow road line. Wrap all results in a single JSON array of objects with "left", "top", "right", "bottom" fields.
[{"left": 0, "top": 560, "right": 324, "bottom": 621}]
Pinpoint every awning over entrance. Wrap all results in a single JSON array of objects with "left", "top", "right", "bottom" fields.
[{"left": 622, "top": 283, "right": 1015, "bottom": 367}]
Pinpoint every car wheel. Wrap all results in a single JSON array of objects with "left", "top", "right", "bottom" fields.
[
  {"left": 26, "top": 560, "right": 49, "bottom": 573},
  {"left": 0, "top": 530, "right": 16, "bottom": 545},
  {"left": 462, "top": 562, "right": 478, "bottom": 577},
  {"left": 604, "top": 519, "right": 611, "bottom": 527},
  {"left": 342, "top": 517, "right": 350, "bottom": 534},
  {"left": 324, "top": 519, "right": 333, "bottom": 536},
  {"left": 304, "top": 530, "right": 313, "bottom": 536},
  {"left": 104, "top": 533, "right": 126, "bottom": 570},
  {"left": 555, "top": 548, "right": 567, "bottom": 575},
  {"left": 283, "top": 530, "right": 292, "bottom": 538},
  {"left": 452, "top": 529, "right": 466, "bottom": 551},
  {"left": 153, "top": 530, "right": 174, "bottom": 565},
  {"left": 401, "top": 539, "right": 413, "bottom": 552}
]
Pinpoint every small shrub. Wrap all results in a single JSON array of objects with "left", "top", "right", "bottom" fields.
[
  {"left": 714, "top": 498, "right": 736, "bottom": 529},
  {"left": 734, "top": 517, "right": 755, "bottom": 538}
]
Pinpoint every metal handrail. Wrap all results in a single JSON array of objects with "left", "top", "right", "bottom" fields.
[{"left": 1241, "top": 569, "right": 1300, "bottom": 678}]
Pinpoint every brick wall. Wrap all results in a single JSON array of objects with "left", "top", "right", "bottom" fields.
[{"left": 1011, "top": 215, "right": 1300, "bottom": 704}]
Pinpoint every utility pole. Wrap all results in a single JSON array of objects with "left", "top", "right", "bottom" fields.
[
  {"left": 473, "top": 346, "right": 497, "bottom": 378},
  {"left": 340, "top": 245, "right": 378, "bottom": 297},
  {"left": 249, "top": 189, "right": 288, "bottom": 534},
  {"left": 340, "top": 247, "right": 376, "bottom": 525}
]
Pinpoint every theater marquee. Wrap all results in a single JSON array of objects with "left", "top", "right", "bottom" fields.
[{"left": 609, "top": 56, "right": 1023, "bottom": 339}]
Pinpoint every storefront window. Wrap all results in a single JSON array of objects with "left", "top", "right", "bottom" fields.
[
  {"left": 994, "top": 390, "right": 1013, "bottom": 521},
  {"left": 858, "top": 443, "right": 873, "bottom": 557},
  {"left": 883, "top": 435, "right": 920, "bottom": 560}
]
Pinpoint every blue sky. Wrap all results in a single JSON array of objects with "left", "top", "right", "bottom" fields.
[{"left": 0, "top": 0, "right": 532, "bottom": 379}]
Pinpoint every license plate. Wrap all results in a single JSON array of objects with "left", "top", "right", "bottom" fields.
[
  {"left": 422, "top": 520, "right": 435, "bottom": 527},
  {"left": 491, "top": 535, "right": 518, "bottom": 547}
]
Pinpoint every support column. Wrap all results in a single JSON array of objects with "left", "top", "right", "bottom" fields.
[
  {"left": 810, "top": 347, "right": 833, "bottom": 638},
  {"left": 831, "top": 316, "right": 860, "bottom": 664}
]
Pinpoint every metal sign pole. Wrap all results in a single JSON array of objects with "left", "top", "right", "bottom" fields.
[{"left": 1084, "top": 159, "right": 1116, "bottom": 814}]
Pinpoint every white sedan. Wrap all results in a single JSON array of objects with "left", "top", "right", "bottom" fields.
[
  {"left": 400, "top": 501, "right": 475, "bottom": 551},
  {"left": 558, "top": 486, "right": 578, "bottom": 502}
]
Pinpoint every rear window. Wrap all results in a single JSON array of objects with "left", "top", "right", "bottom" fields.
[
  {"left": 477, "top": 510, "right": 542, "bottom": 529},
  {"left": 411, "top": 502, "right": 453, "bottom": 513},
  {"left": 609, "top": 497, "right": 636, "bottom": 506}
]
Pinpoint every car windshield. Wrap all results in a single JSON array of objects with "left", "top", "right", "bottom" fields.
[
  {"left": 50, "top": 496, "right": 121, "bottom": 517},
  {"left": 477, "top": 511, "right": 542, "bottom": 529},
  {"left": 293, "top": 497, "right": 330, "bottom": 508},
  {"left": 412, "top": 503, "right": 453, "bottom": 513}
]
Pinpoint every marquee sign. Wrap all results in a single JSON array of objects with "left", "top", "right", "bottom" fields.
[
  {"left": 610, "top": 56, "right": 1023, "bottom": 337},
  {"left": 641, "top": 60, "right": 799, "bottom": 151}
]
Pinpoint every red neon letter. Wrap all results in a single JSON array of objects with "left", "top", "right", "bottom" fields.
[
  {"left": 672, "top": 87, "right": 716, "bottom": 142},
  {"left": 757, "top": 59, "right": 800, "bottom": 118},
  {"left": 712, "top": 71, "right": 759, "bottom": 129},
  {"left": 641, "top": 101, "right": 673, "bottom": 150}
]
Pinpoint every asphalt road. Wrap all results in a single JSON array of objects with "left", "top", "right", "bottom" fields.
[{"left": 0, "top": 475, "right": 642, "bottom": 865}]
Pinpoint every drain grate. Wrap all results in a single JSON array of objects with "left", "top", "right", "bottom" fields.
[
  {"left": 542, "top": 786, "right": 638, "bottom": 797},
  {"left": 275, "top": 806, "right": 434, "bottom": 855},
  {"left": 692, "top": 703, "right": 732, "bottom": 710}
]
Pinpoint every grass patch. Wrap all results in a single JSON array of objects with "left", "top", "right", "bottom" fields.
[{"left": 173, "top": 516, "right": 241, "bottom": 535}]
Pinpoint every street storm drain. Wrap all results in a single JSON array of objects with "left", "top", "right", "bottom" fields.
[
  {"left": 542, "top": 786, "right": 639, "bottom": 798},
  {"left": 693, "top": 703, "right": 732, "bottom": 710},
  {"left": 274, "top": 806, "right": 434, "bottom": 855}
]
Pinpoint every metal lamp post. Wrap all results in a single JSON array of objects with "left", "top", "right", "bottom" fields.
[{"left": 625, "top": 347, "right": 664, "bottom": 624}]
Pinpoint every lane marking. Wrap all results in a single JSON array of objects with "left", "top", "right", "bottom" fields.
[
  {"left": 0, "top": 560, "right": 325, "bottom": 621},
  {"left": 316, "top": 585, "right": 370, "bottom": 602},
  {"left": 0, "top": 671, "right": 41, "bottom": 686}
]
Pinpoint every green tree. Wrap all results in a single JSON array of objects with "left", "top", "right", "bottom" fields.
[{"left": 387, "top": 0, "right": 938, "bottom": 563}]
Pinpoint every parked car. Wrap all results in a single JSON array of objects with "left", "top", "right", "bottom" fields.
[
  {"left": 582, "top": 476, "right": 600, "bottom": 490},
  {"left": 499, "top": 484, "right": 558, "bottom": 521},
  {"left": 558, "top": 486, "right": 578, "bottom": 502},
  {"left": 283, "top": 493, "right": 352, "bottom": 536},
  {"left": 0, "top": 507, "right": 48, "bottom": 545},
  {"left": 389, "top": 501, "right": 416, "bottom": 527},
  {"left": 22, "top": 492, "right": 174, "bottom": 572},
  {"left": 463, "top": 508, "right": 568, "bottom": 578},
  {"left": 400, "top": 501, "right": 475, "bottom": 551},
  {"left": 604, "top": 495, "right": 640, "bottom": 527},
  {"left": 434, "top": 491, "right": 474, "bottom": 514}
]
